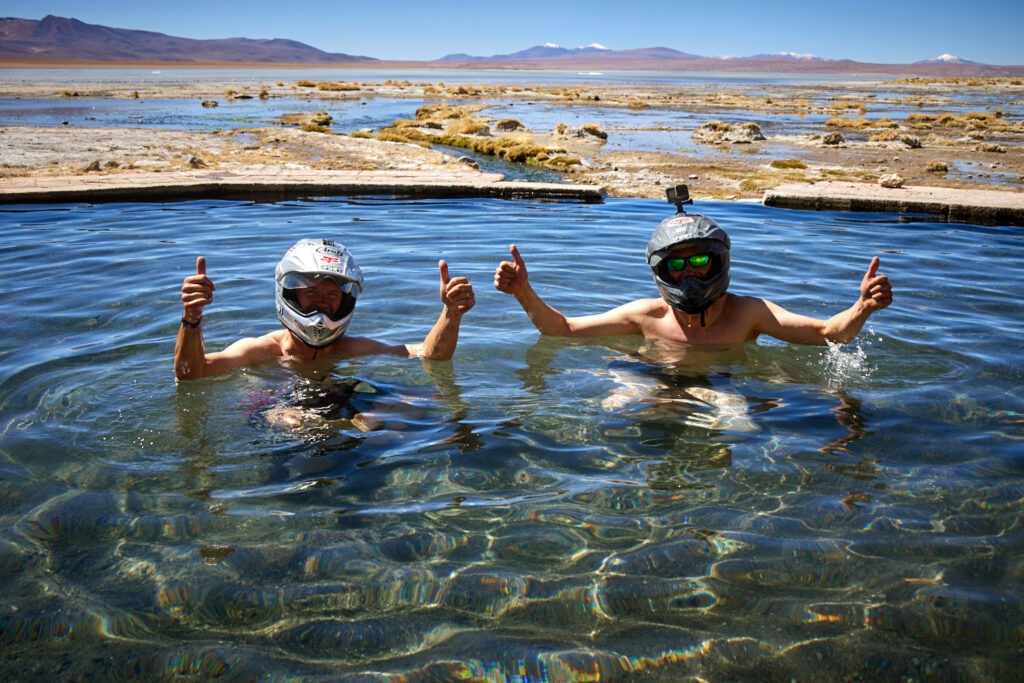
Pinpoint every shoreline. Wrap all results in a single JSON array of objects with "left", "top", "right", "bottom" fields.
[
  {"left": 2, "top": 73, "right": 1021, "bottom": 215},
  {"left": 3, "top": 59, "right": 1024, "bottom": 77}
]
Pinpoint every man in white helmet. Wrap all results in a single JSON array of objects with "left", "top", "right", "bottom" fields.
[
  {"left": 493, "top": 186, "right": 891, "bottom": 347},
  {"left": 175, "top": 239, "right": 475, "bottom": 380}
]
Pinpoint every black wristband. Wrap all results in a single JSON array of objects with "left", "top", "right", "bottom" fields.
[{"left": 181, "top": 316, "right": 202, "bottom": 329}]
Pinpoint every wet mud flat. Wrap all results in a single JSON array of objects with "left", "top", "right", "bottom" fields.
[{"left": 1, "top": 73, "right": 1021, "bottom": 205}]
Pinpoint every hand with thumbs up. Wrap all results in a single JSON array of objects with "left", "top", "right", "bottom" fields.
[
  {"left": 181, "top": 256, "right": 215, "bottom": 326},
  {"left": 438, "top": 259, "right": 475, "bottom": 316},
  {"left": 493, "top": 244, "right": 529, "bottom": 296},
  {"left": 859, "top": 256, "right": 892, "bottom": 313}
]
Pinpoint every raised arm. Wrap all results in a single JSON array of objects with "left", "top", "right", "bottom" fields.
[
  {"left": 174, "top": 256, "right": 215, "bottom": 380},
  {"left": 754, "top": 256, "right": 893, "bottom": 345},
  {"left": 174, "top": 256, "right": 279, "bottom": 379},
  {"left": 407, "top": 260, "right": 475, "bottom": 360},
  {"left": 494, "top": 244, "right": 640, "bottom": 338}
]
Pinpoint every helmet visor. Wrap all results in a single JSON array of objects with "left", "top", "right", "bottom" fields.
[
  {"left": 280, "top": 272, "right": 361, "bottom": 295},
  {"left": 280, "top": 272, "right": 360, "bottom": 321}
]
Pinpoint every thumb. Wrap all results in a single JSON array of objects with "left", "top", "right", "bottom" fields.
[
  {"left": 864, "top": 256, "right": 880, "bottom": 282},
  {"left": 510, "top": 244, "right": 525, "bottom": 268},
  {"left": 438, "top": 259, "right": 450, "bottom": 286},
  {"left": 196, "top": 256, "right": 206, "bottom": 277}
]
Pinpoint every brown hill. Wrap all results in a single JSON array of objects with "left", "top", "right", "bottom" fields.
[{"left": 0, "top": 15, "right": 376, "bottom": 63}]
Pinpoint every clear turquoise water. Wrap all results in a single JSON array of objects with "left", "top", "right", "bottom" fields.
[{"left": 0, "top": 197, "right": 1021, "bottom": 680}]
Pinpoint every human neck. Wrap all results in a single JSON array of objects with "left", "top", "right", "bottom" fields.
[
  {"left": 283, "top": 331, "right": 328, "bottom": 360},
  {"left": 673, "top": 297, "right": 723, "bottom": 329}
]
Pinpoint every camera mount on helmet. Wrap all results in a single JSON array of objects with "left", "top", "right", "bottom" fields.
[
  {"left": 647, "top": 183, "right": 731, "bottom": 323},
  {"left": 666, "top": 184, "right": 693, "bottom": 214}
]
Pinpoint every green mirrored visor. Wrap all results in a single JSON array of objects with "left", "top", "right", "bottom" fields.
[{"left": 664, "top": 254, "right": 711, "bottom": 271}]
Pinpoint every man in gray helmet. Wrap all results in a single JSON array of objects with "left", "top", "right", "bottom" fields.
[
  {"left": 493, "top": 190, "right": 891, "bottom": 347},
  {"left": 175, "top": 238, "right": 475, "bottom": 380}
]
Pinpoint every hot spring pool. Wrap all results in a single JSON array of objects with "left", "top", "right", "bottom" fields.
[{"left": 0, "top": 197, "right": 1021, "bottom": 680}]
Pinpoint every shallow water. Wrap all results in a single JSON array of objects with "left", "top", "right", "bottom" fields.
[
  {"left": 0, "top": 95, "right": 428, "bottom": 134},
  {"left": 0, "top": 197, "right": 1022, "bottom": 680}
]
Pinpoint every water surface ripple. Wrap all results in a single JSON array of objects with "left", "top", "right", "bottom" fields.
[{"left": 0, "top": 198, "right": 1021, "bottom": 680}]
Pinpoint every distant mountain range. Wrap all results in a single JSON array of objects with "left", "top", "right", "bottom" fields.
[
  {"left": 1, "top": 16, "right": 1021, "bottom": 76},
  {"left": 0, "top": 15, "right": 375, "bottom": 63}
]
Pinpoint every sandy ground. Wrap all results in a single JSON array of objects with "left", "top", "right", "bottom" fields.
[{"left": 2, "top": 75, "right": 1022, "bottom": 200}]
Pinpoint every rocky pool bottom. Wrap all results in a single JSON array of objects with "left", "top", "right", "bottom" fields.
[{"left": 0, "top": 196, "right": 1021, "bottom": 680}]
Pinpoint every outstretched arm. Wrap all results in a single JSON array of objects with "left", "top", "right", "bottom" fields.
[
  {"left": 407, "top": 260, "right": 475, "bottom": 360},
  {"left": 494, "top": 244, "right": 639, "bottom": 338},
  {"left": 755, "top": 256, "right": 893, "bottom": 345}
]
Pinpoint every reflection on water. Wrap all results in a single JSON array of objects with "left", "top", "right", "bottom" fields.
[{"left": 0, "top": 197, "right": 1021, "bottom": 679}]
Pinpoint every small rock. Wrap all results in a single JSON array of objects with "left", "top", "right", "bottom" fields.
[
  {"left": 201, "top": 100, "right": 218, "bottom": 108},
  {"left": 82, "top": 160, "right": 102, "bottom": 172},
  {"left": 879, "top": 173, "right": 905, "bottom": 188},
  {"left": 494, "top": 118, "right": 524, "bottom": 132},
  {"left": 822, "top": 131, "right": 845, "bottom": 146}
]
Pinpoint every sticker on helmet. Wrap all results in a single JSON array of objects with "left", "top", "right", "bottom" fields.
[{"left": 668, "top": 216, "right": 695, "bottom": 226}]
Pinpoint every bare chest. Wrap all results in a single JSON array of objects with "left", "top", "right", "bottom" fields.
[{"left": 642, "top": 300, "right": 755, "bottom": 345}]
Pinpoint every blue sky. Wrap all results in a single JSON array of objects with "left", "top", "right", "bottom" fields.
[{"left": 5, "top": 0, "right": 1023, "bottom": 65}]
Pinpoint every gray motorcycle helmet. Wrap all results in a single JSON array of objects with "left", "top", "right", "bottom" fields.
[{"left": 646, "top": 210, "right": 731, "bottom": 317}]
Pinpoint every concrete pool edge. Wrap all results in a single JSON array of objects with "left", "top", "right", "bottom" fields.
[
  {"left": 0, "top": 169, "right": 608, "bottom": 204},
  {"left": 764, "top": 181, "right": 1024, "bottom": 226},
  {"left": 4, "top": 171, "right": 1023, "bottom": 226}
]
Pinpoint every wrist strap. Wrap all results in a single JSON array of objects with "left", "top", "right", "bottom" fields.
[{"left": 181, "top": 316, "right": 202, "bottom": 329}]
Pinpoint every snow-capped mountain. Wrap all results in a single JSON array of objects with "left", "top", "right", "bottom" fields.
[{"left": 915, "top": 54, "right": 983, "bottom": 65}]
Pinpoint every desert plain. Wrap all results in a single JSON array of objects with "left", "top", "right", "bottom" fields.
[{"left": 1, "top": 69, "right": 1022, "bottom": 201}]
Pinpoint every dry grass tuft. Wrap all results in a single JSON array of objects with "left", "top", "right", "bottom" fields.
[
  {"left": 770, "top": 159, "right": 808, "bottom": 169},
  {"left": 316, "top": 81, "right": 360, "bottom": 92}
]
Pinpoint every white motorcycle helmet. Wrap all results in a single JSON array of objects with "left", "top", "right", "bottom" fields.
[{"left": 275, "top": 239, "right": 364, "bottom": 348}]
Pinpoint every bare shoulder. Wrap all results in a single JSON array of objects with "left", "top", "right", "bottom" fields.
[
  {"left": 218, "top": 330, "right": 288, "bottom": 357},
  {"left": 725, "top": 293, "right": 770, "bottom": 315},
  {"left": 624, "top": 297, "right": 671, "bottom": 318}
]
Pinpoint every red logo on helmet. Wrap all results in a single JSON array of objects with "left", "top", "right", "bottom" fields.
[{"left": 320, "top": 256, "right": 340, "bottom": 264}]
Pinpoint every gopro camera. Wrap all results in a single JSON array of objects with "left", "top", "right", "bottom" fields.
[{"left": 666, "top": 184, "right": 692, "bottom": 213}]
